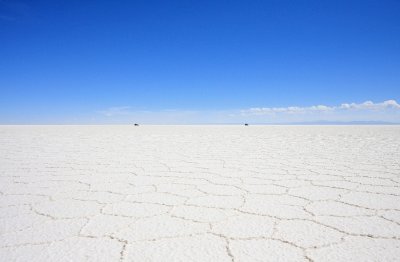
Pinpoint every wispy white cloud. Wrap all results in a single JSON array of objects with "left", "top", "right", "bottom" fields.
[
  {"left": 242, "top": 100, "right": 400, "bottom": 116},
  {"left": 96, "top": 100, "right": 400, "bottom": 124},
  {"left": 339, "top": 100, "right": 400, "bottom": 110},
  {"left": 243, "top": 104, "right": 333, "bottom": 115}
]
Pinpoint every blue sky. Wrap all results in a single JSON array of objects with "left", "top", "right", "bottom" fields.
[{"left": 1, "top": 0, "right": 399, "bottom": 124}]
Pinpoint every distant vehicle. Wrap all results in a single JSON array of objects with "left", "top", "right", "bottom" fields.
[
  {"left": 134, "top": 123, "right": 139, "bottom": 126},
  {"left": 244, "top": 123, "right": 249, "bottom": 126}
]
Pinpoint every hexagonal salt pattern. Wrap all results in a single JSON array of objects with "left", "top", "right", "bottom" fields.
[{"left": 0, "top": 125, "right": 399, "bottom": 261}]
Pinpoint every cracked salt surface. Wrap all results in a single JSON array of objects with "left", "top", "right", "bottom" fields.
[{"left": 0, "top": 125, "right": 399, "bottom": 261}]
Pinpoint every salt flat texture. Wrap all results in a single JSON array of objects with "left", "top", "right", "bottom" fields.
[{"left": 0, "top": 125, "right": 400, "bottom": 261}]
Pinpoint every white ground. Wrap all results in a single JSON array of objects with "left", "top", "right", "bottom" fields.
[{"left": 0, "top": 125, "right": 400, "bottom": 262}]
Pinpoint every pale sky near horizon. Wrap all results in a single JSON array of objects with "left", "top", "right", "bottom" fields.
[{"left": 1, "top": 0, "right": 399, "bottom": 124}]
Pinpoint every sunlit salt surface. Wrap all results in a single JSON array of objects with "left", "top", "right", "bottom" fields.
[{"left": 0, "top": 125, "right": 399, "bottom": 261}]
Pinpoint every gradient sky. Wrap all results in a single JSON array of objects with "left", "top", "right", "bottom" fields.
[{"left": 1, "top": 0, "right": 399, "bottom": 124}]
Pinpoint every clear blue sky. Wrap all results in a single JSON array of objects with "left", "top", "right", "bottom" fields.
[{"left": 1, "top": 0, "right": 399, "bottom": 123}]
